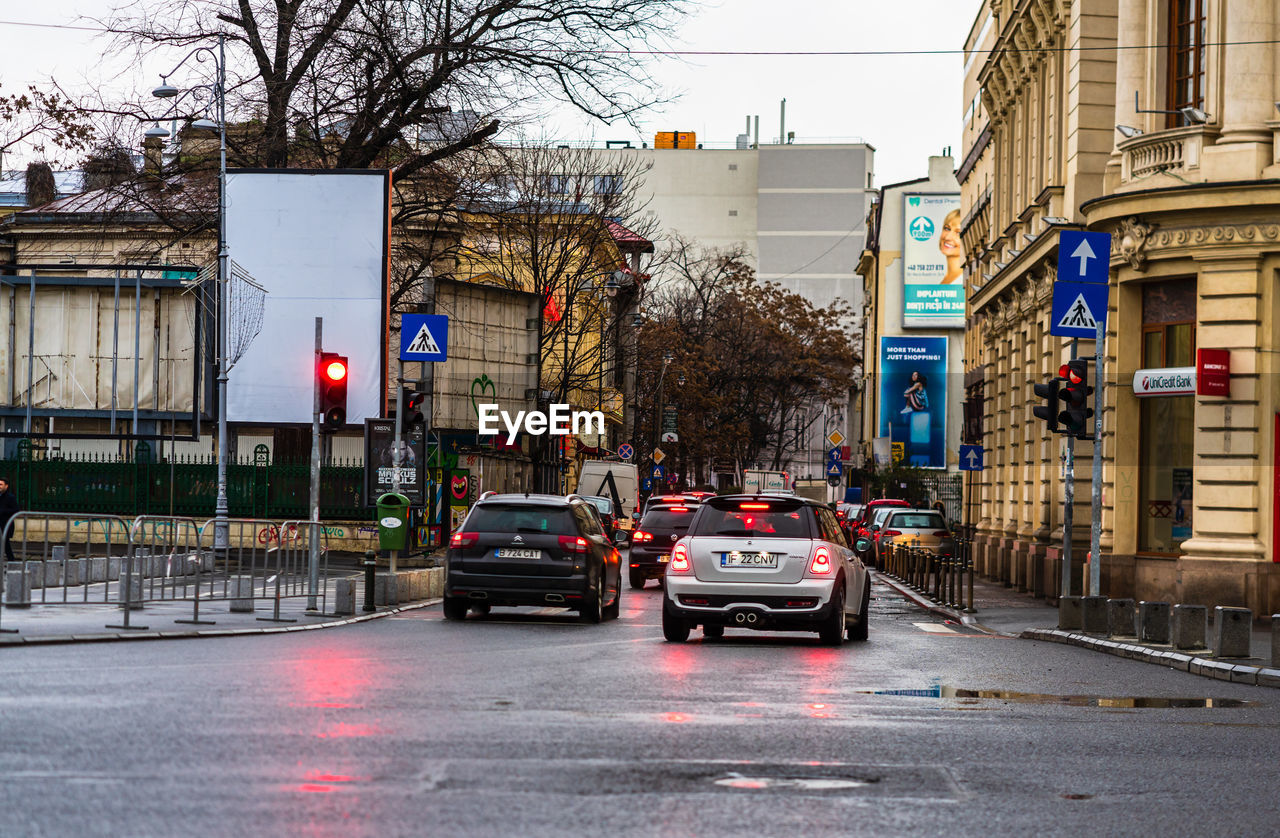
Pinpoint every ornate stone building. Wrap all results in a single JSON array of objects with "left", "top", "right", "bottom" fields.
[{"left": 963, "top": 0, "right": 1280, "bottom": 614}]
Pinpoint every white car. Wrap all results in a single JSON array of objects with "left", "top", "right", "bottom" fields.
[{"left": 662, "top": 494, "right": 870, "bottom": 646}]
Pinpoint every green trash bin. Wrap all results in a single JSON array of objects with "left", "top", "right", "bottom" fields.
[{"left": 376, "top": 492, "right": 411, "bottom": 551}]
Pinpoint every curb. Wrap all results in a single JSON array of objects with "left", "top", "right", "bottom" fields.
[
  {"left": 1021, "top": 627, "right": 1280, "bottom": 689},
  {"left": 873, "top": 572, "right": 979, "bottom": 629},
  {"left": 0, "top": 599, "right": 440, "bottom": 647}
]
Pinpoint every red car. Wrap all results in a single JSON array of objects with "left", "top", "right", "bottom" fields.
[{"left": 850, "top": 499, "right": 911, "bottom": 557}]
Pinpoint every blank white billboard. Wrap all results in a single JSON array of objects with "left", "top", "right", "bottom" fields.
[{"left": 225, "top": 170, "right": 387, "bottom": 424}]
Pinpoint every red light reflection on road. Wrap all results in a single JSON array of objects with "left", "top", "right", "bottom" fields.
[
  {"left": 662, "top": 712, "right": 690, "bottom": 723},
  {"left": 290, "top": 770, "right": 366, "bottom": 794},
  {"left": 316, "top": 722, "right": 381, "bottom": 738}
]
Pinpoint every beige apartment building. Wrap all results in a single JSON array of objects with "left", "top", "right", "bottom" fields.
[{"left": 962, "top": 0, "right": 1280, "bottom": 615}]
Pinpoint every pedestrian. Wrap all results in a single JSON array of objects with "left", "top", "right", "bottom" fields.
[{"left": 0, "top": 477, "right": 17, "bottom": 562}]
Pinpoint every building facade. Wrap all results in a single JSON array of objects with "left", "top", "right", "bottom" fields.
[{"left": 964, "top": 0, "right": 1280, "bottom": 614}]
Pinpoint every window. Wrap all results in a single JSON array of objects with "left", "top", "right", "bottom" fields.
[
  {"left": 594, "top": 174, "right": 622, "bottom": 195},
  {"left": 1166, "top": 0, "right": 1206, "bottom": 128}
]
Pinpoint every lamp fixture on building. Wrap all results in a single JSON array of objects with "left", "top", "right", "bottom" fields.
[
  {"left": 1179, "top": 107, "right": 1210, "bottom": 125},
  {"left": 1115, "top": 124, "right": 1143, "bottom": 138},
  {"left": 143, "top": 124, "right": 171, "bottom": 139},
  {"left": 1041, "top": 216, "right": 1071, "bottom": 227}
]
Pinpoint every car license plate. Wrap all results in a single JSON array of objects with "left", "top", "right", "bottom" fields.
[
  {"left": 720, "top": 551, "right": 778, "bottom": 568},
  {"left": 495, "top": 548, "right": 540, "bottom": 559},
  {"left": 658, "top": 554, "right": 670, "bottom": 563}
]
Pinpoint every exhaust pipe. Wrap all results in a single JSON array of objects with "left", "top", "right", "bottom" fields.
[
  {"left": 745, "top": 612, "right": 759, "bottom": 624},
  {"left": 734, "top": 612, "right": 747, "bottom": 624},
  {"left": 545, "top": 593, "right": 565, "bottom": 603},
  {"left": 468, "top": 591, "right": 488, "bottom": 600}
]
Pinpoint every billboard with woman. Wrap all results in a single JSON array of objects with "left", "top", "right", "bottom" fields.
[
  {"left": 878, "top": 336, "right": 948, "bottom": 469},
  {"left": 902, "top": 193, "right": 964, "bottom": 328}
]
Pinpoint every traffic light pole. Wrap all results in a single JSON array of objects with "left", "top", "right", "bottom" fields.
[
  {"left": 1060, "top": 339, "right": 1077, "bottom": 599},
  {"left": 308, "top": 317, "right": 322, "bottom": 611},
  {"left": 1089, "top": 319, "right": 1105, "bottom": 596}
]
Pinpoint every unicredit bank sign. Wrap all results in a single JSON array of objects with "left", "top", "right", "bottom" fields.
[{"left": 1132, "top": 367, "right": 1195, "bottom": 397}]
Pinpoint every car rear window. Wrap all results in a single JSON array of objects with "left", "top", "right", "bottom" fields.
[
  {"left": 464, "top": 504, "right": 575, "bottom": 533},
  {"left": 582, "top": 497, "right": 613, "bottom": 515},
  {"left": 887, "top": 512, "right": 947, "bottom": 530},
  {"left": 691, "top": 499, "right": 813, "bottom": 539},
  {"left": 640, "top": 508, "right": 696, "bottom": 530}
]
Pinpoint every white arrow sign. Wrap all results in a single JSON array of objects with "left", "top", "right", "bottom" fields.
[
  {"left": 1071, "top": 237, "right": 1096, "bottom": 277},
  {"left": 965, "top": 448, "right": 980, "bottom": 468}
]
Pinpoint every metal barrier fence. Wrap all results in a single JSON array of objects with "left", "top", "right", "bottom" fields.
[
  {"left": 880, "top": 535, "right": 976, "bottom": 613},
  {"left": 0, "top": 512, "right": 333, "bottom": 632}
]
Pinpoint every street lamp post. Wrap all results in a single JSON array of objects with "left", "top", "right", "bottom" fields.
[
  {"left": 654, "top": 350, "right": 673, "bottom": 485},
  {"left": 152, "top": 33, "right": 229, "bottom": 550}
]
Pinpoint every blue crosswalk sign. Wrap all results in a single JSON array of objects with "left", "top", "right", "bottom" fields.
[
  {"left": 826, "top": 461, "right": 843, "bottom": 478},
  {"left": 1050, "top": 281, "right": 1109, "bottom": 339},
  {"left": 959, "top": 444, "right": 984, "bottom": 471},
  {"left": 1056, "top": 231, "right": 1111, "bottom": 285},
  {"left": 400, "top": 314, "right": 449, "bottom": 362}
]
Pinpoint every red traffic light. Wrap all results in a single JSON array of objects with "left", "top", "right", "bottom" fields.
[
  {"left": 324, "top": 359, "right": 348, "bottom": 382},
  {"left": 1058, "top": 361, "right": 1085, "bottom": 385}
]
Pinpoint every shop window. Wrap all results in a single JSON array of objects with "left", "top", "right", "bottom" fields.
[
  {"left": 1166, "top": 0, "right": 1206, "bottom": 129},
  {"left": 1138, "top": 316, "right": 1196, "bottom": 554}
]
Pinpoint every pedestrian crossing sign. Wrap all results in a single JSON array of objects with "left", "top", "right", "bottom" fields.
[
  {"left": 1050, "top": 281, "right": 1108, "bottom": 339},
  {"left": 400, "top": 314, "right": 449, "bottom": 362}
]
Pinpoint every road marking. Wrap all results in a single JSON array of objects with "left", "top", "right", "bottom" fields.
[{"left": 913, "top": 622, "right": 956, "bottom": 634}]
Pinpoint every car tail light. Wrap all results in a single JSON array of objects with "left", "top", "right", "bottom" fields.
[
  {"left": 808, "top": 544, "right": 833, "bottom": 575},
  {"left": 449, "top": 532, "right": 478, "bottom": 548},
  {"left": 668, "top": 506, "right": 689, "bottom": 513},
  {"left": 669, "top": 542, "right": 691, "bottom": 573},
  {"left": 739, "top": 502, "right": 770, "bottom": 510},
  {"left": 633, "top": 530, "right": 653, "bottom": 542},
  {"left": 932, "top": 530, "right": 949, "bottom": 537},
  {"left": 883, "top": 530, "right": 902, "bottom": 538},
  {"left": 557, "top": 535, "right": 588, "bottom": 553}
]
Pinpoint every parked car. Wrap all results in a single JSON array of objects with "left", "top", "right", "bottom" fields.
[
  {"left": 835, "top": 502, "right": 863, "bottom": 541},
  {"left": 628, "top": 502, "right": 699, "bottom": 589},
  {"left": 443, "top": 493, "right": 624, "bottom": 623},
  {"left": 867, "top": 508, "right": 954, "bottom": 568},
  {"left": 662, "top": 494, "right": 870, "bottom": 646}
]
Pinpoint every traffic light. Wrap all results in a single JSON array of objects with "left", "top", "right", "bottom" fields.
[
  {"left": 1058, "top": 359, "right": 1093, "bottom": 440},
  {"left": 402, "top": 388, "right": 426, "bottom": 427},
  {"left": 1032, "top": 377, "right": 1061, "bottom": 433},
  {"left": 318, "top": 352, "right": 348, "bottom": 432}
]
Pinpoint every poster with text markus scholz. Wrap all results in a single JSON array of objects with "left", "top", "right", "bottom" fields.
[
  {"left": 902, "top": 192, "right": 964, "bottom": 328},
  {"left": 877, "top": 336, "right": 947, "bottom": 469}
]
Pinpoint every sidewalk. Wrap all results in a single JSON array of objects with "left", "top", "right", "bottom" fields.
[
  {"left": 875, "top": 571, "right": 1280, "bottom": 689},
  {"left": 0, "top": 577, "right": 436, "bottom": 646}
]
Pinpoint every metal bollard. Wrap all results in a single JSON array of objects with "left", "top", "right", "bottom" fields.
[
  {"left": 363, "top": 550, "right": 377, "bottom": 613},
  {"left": 964, "top": 541, "right": 976, "bottom": 614}
]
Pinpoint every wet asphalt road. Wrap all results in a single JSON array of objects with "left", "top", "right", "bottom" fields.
[{"left": 1, "top": 568, "right": 1278, "bottom": 837}]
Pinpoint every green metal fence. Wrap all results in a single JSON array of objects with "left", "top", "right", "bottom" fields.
[{"left": 3, "top": 443, "right": 373, "bottom": 521}]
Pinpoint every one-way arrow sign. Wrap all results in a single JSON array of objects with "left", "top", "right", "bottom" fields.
[
  {"left": 958, "top": 444, "right": 983, "bottom": 471},
  {"left": 1056, "top": 230, "right": 1111, "bottom": 285}
]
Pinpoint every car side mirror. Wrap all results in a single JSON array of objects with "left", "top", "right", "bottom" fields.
[
  {"left": 854, "top": 537, "right": 871, "bottom": 552},
  {"left": 614, "top": 531, "right": 628, "bottom": 544}
]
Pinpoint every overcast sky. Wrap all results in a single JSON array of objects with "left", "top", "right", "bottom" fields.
[{"left": 0, "top": 0, "right": 983, "bottom": 186}]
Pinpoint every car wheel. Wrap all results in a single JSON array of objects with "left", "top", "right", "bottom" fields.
[
  {"left": 442, "top": 596, "right": 469, "bottom": 621},
  {"left": 848, "top": 579, "right": 870, "bottom": 642},
  {"left": 819, "top": 587, "right": 846, "bottom": 647},
  {"left": 603, "top": 578, "right": 621, "bottom": 621},
  {"left": 629, "top": 569, "right": 647, "bottom": 589},
  {"left": 662, "top": 600, "right": 690, "bottom": 642},
  {"left": 703, "top": 624, "right": 724, "bottom": 639},
  {"left": 580, "top": 575, "right": 604, "bottom": 624}
]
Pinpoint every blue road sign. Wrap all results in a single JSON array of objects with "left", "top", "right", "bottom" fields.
[
  {"left": 959, "top": 444, "right": 984, "bottom": 471},
  {"left": 826, "top": 447, "right": 842, "bottom": 464},
  {"left": 1056, "top": 230, "right": 1111, "bottom": 285},
  {"left": 826, "top": 461, "right": 843, "bottom": 478},
  {"left": 651, "top": 464, "right": 665, "bottom": 480},
  {"left": 1050, "top": 281, "right": 1109, "bottom": 339},
  {"left": 617, "top": 443, "right": 634, "bottom": 461},
  {"left": 400, "top": 314, "right": 449, "bottom": 362},
  {"left": 641, "top": 478, "right": 653, "bottom": 492}
]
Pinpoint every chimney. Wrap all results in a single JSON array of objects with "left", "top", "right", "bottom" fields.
[
  {"left": 143, "top": 136, "right": 165, "bottom": 175},
  {"left": 24, "top": 161, "right": 56, "bottom": 208}
]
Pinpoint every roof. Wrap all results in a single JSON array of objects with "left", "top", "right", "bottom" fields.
[
  {"left": 606, "top": 218, "right": 654, "bottom": 253},
  {"left": 0, "top": 170, "right": 85, "bottom": 208},
  {"left": 4, "top": 175, "right": 208, "bottom": 220}
]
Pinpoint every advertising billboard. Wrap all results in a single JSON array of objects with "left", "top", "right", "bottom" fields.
[
  {"left": 878, "top": 336, "right": 947, "bottom": 469},
  {"left": 903, "top": 193, "right": 964, "bottom": 328}
]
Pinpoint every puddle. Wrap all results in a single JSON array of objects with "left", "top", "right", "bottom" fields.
[{"left": 860, "top": 686, "right": 1258, "bottom": 709}]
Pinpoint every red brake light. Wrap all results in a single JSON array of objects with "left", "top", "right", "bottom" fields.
[
  {"left": 557, "top": 535, "right": 588, "bottom": 553},
  {"left": 740, "top": 503, "right": 770, "bottom": 510},
  {"left": 932, "top": 530, "right": 949, "bottom": 537},
  {"left": 883, "top": 529, "right": 902, "bottom": 538},
  {"left": 634, "top": 530, "right": 653, "bottom": 542},
  {"left": 668, "top": 506, "right": 689, "bottom": 513},
  {"left": 449, "top": 531, "right": 478, "bottom": 548},
  {"left": 809, "top": 544, "right": 833, "bottom": 575},
  {"left": 670, "top": 542, "right": 691, "bottom": 573},
  {"left": 661, "top": 495, "right": 683, "bottom": 502}
]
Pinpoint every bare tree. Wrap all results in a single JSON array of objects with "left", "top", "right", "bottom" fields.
[
  {"left": 0, "top": 85, "right": 94, "bottom": 173},
  {"left": 100, "top": 0, "right": 686, "bottom": 173}
]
